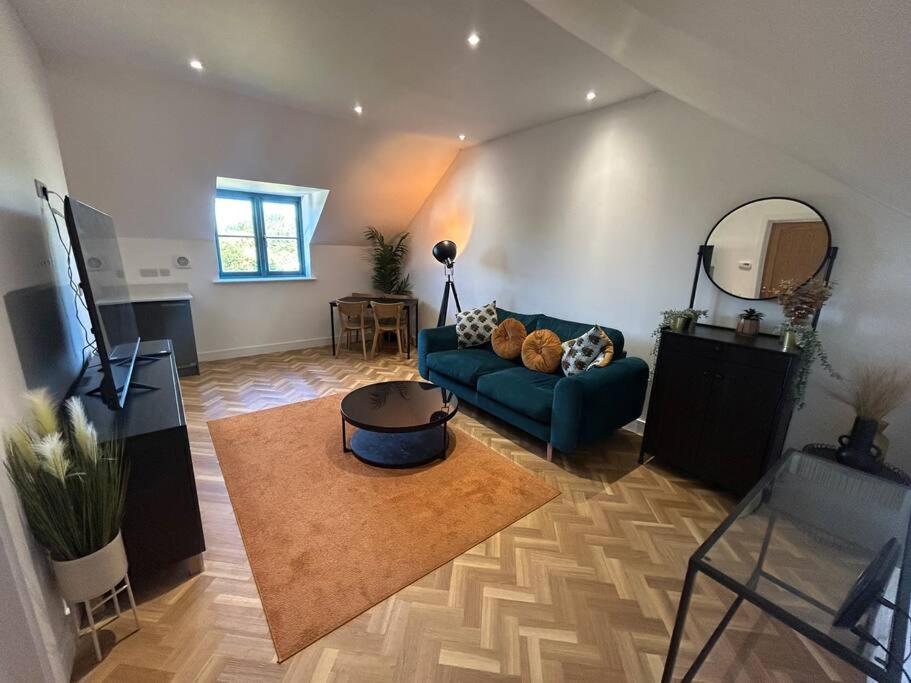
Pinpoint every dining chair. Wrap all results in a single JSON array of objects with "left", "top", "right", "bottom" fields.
[
  {"left": 382, "top": 294, "right": 412, "bottom": 343},
  {"left": 371, "top": 301, "right": 405, "bottom": 357},
  {"left": 335, "top": 300, "right": 371, "bottom": 360}
]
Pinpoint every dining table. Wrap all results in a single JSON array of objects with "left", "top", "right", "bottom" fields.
[{"left": 329, "top": 295, "right": 419, "bottom": 359}]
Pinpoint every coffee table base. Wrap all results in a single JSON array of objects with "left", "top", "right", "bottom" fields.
[{"left": 345, "top": 425, "right": 448, "bottom": 468}]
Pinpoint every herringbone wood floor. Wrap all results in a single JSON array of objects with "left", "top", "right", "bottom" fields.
[{"left": 72, "top": 346, "right": 859, "bottom": 682}]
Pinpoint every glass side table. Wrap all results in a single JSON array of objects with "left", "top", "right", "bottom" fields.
[{"left": 663, "top": 449, "right": 911, "bottom": 682}]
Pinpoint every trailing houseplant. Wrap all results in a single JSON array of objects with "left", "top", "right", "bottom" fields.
[
  {"left": 775, "top": 276, "right": 839, "bottom": 408},
  {"left": 650, "top": 308, "right": 707, "bottom": 360},
  {"left": 5, "top": 390, "right": 129, "bottom": 602},
  {"left": 826, "top": 363, "right": 911, "bottom": 470},
  {"left": 363, "top": 227, "right": 412, "bottom": 295}
]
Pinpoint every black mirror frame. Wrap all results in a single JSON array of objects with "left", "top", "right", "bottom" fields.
[{"left": 702, "top": 196, "right": 832, "bottom": 301}]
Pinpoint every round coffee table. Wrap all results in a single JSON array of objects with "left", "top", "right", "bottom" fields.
[{"left": 340, "top": 381, "right": 459, "bottom": 468}]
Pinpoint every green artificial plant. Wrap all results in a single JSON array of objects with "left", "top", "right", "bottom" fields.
[
  {"left": 4, "top": 390, "right": 128, "bottom": 561},
  {"left": 363, "top": 226, "right": 412, "bottom": 295}
]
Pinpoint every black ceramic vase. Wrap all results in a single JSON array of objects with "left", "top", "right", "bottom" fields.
[{"left": 836, "top": 417, "right": 883, "bottom": 473}]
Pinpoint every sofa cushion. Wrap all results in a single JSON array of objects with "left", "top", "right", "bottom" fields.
[
  {"left": 425, "top": 349, "right": 516, "bottom": 387},
  {"left": 456, "top": 300, "right": 498, "bottom": 348},
  {"left": 491, "top": 318, "right": 527, "bottom": 359},
  {"left": 521, "top": 329, "right": 563, "bottom": 373},
  {"left": 536, "top": 314, "right": 625, "bottom": 356},
  {"left": 477, "top": 367, "right": 560, "bottom": 423},
  {"left": 496, "top": 307, "right": 541, "bottom": 332},
  {"left": 560, "top": 325, "right": 609, "bottom": 376}
]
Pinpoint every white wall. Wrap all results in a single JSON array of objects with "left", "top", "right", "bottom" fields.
[
  {"left": 43, "top": 56, "right": 447, "bottom": 356},
  {"left": 408, "top": 91, "right": 911, "bottom": 467},
  {"left": 0, "top": 0, "right": 79, "bottom": 679},
  {"left": 118, "top": 238, "right": 372, "bottom": 359}
]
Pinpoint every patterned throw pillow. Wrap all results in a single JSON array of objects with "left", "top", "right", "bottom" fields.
[
  {"left": 456, "top": 301, "right": 498, "bottom": 348},
  {"left": 560, "top": 325, "right": 608, "bottom": 376}
]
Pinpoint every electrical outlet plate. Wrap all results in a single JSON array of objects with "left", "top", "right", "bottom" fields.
[
  {"left": 174, "top": 255, "right": 192, "bottom": 269},
  {"left": 34, "top": 179, "right": 48, "bottom": 199}
]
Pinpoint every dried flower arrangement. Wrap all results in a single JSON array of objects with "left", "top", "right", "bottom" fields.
[
  {"left": 827, "top": 363, "right": 911, "bottom": 422},
  {"left": 773, "top": 276, "right": 839, "bottom": 408}
]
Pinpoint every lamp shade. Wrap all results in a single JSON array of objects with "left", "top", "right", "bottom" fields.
[{"left": 432, "top": 240, "right": 457, "bottom": 266}]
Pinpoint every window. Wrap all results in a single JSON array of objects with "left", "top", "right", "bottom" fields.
[{"left": 215, "top": 189, "right": 308, "bottom": 279}]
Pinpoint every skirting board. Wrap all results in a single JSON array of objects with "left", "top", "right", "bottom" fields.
[{"left": 199, "top": 336, "right": 332, "bottom": 362}]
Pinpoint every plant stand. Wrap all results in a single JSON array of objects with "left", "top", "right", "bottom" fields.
[
  {"left": 74, "top": 575, "right": 140, "bottom": 662},
  {"left": 72, "top": 575, "right": 141, "bottom": 662}
]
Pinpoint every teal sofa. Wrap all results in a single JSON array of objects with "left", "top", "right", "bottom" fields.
[{"left": 418, "top": 308, "right": 649, "bottom": 458}]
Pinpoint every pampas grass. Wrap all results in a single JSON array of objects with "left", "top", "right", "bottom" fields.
[
  {"left": 4, "top": 390, "right": 127, "bottom": 561},
  {"left": 828, "top": 363, "right": 911, "bottom": 421}
]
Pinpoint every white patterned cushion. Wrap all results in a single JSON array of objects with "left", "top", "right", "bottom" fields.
[
  {"left": 560, "top": 325, "right": 608, "bottom": 376},
  {"left": 456, "top": 301, "right": 498, "bottom": 348}
]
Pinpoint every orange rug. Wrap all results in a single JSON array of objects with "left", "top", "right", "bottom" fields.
[{"left": 207, "top": 394, "right": 559, "bottom": 662}]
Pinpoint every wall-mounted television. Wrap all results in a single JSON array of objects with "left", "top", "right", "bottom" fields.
[{"left": 64, "top": 197, "right": 141, "bottom": 409}]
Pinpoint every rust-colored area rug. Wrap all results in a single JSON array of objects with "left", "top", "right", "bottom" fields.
[{"left": 207, "top": 394, "right": 559, "bottom": 662}]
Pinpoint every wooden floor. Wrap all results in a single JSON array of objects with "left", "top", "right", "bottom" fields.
[{"left": 73, "top": 346, "right": 859, "bottom": 682}]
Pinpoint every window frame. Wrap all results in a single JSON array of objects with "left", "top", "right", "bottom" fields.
[{"left": 215, "top": 189, "right": 308, "bottom": 279}]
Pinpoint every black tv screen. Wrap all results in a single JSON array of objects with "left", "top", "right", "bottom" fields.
[{"left": 64, "top": 197, "right": 140, "bottom": 408}]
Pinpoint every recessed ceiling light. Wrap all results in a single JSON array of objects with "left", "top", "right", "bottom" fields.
[
  {"left": 353, "top": 103, "right": 363, "bottom": 115},
  {"left": 189, "top": 58, "right": 204, "bottom": 71},
  {"left": 586, "top": 90, "right": 597, "bottom": 102},
  {"left": 467, "top": 32, "right": 480, "bottom": 48},
  {"left": 458, "top": 133, "right": 466, "bottom": 141}
]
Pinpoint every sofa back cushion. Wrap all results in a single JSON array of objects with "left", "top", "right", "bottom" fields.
[
  {"left": 536, "top": 315, "right": 625, "bottom": 356},
  {"left": 496, "top": 307, "right": 541, "bottom": 332}
]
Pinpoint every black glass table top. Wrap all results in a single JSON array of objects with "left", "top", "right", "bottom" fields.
[{"left": 340, "top": 381, "right": 458, "bottom": 433}]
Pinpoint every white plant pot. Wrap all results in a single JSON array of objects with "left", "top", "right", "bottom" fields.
[{"left": 50, "top": 532, "right": 128, "bottom": 603}]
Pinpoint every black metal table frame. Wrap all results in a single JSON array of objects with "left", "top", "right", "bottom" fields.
[
  {"left": 329, "top": 298, "right": 418, "bottom": 359},
  {"left": 662, "top": 451, "right": 911, "bottom": 683}
]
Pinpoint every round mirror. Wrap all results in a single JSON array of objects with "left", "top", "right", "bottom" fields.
[{"left": 704, "top": 197, "right": 830, "bottom": 300}]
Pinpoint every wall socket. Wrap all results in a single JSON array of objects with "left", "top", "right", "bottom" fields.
[{"left": 34, "top": 179, "right": 48, "bottom": 199}]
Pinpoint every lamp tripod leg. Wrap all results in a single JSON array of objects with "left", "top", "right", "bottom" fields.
[
  {"left": 437, "top": 281, "right": 451, "bottom": 327},
  {"left": 449, "top": 279, "right": 462, "bottom": 314}
]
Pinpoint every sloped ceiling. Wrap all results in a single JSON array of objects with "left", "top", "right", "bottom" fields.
[
  {"left": 12, "top": 0, "right": 652, "bottom": 143},
  {"left": 527, "top": 0, "right": 911, "bottom": 217}
]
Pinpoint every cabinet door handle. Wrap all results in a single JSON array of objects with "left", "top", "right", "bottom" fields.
[
  {"left": 713, "top": 345, "right": 721, "bottom": 352},
  {"left": 715, "top": 373, "right": 724, "bottom": 380},
  {"left": 702, "top": 370, "right": 710, "bottom": 377}
]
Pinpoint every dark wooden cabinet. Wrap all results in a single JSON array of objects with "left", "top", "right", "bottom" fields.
[
  {"left": 73, "top": 340, "right": 206, "bottom": 578},
  {"left": 642, "top": 325, "right": 800, "bottom": 496}
]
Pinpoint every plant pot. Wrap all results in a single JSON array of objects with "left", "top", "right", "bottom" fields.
[
  {"left": 836, "top": 417, "right": 883, "bottom": 473},
  {"left": 736, "top": 318, "right": 760, "bottom": 337},
  {"left": 780, "top": 328, "right": 800, "bottom": 351},
  {"left": 670, "top": 315, "right": 689, "bottom": 333},
  {"left": 50, "top": 532, "right": 128, "bottom": 603}
]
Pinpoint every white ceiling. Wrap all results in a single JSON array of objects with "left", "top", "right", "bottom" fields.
[
  {"left": 12, "top": 0, "right": 653, "bottom": 143},
  {"left": 528, "top": 0, "right": 911, "bottom": 218}
]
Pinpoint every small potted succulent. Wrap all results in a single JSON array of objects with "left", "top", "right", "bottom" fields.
[{"left": 735, "top": 308, "right": 764, "bottom": 337}]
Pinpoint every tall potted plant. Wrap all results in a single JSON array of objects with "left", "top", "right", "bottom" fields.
[
  {"left": 4, "top": 390, "right": 131, "bottom": 659},
  {"left": 363, "top": 226, "right": 412, "bottom": 295}
]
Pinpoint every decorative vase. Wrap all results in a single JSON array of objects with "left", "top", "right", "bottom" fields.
[
  {"left": 50, "top": 531, "right": 128, "bottom": 603},
  {"left": 836, "top": 417, "right": 883, "bottom": 473},
  {"left": 736, "top": 318, "right": 760, "bottom": 337}
]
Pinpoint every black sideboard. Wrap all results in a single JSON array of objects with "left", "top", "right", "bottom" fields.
[
  {"left": 73, "top": 339, "right": 206, "bottom": 577},
  {"left": 641, "top": 325, "right": 800, "bottom": 496}
]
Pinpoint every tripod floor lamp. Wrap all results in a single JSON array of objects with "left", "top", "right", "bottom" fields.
[{"left": 433, "top": 240, "right": 461, "bottom": 326}]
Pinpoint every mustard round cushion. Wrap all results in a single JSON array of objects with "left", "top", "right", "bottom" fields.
[
  {"left": 521, "top": 329, "right": 562, "bottom": 373},
  {"left": 491, "top": 318, "right": 527, "bottom": 359}
]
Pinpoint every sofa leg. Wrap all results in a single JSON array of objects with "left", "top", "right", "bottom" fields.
[{"left": 546, "top": 442, "right": 554, "bottom": 462}]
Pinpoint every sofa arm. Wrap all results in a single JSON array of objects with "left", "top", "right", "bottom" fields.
[
  {"left": 418, "top": 325, "right": 458, "bottom": 379},
  {"left": 550, "top": 356, "right": 650, "bottom": 453}
]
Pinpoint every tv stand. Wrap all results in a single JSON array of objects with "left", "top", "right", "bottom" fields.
[{"left": 74, "top": 339, "right": 205, "bottom": 579}]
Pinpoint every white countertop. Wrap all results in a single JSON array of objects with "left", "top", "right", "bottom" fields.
[{"left": 96, "top": 283, "right": 193, "bottom": 305}]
